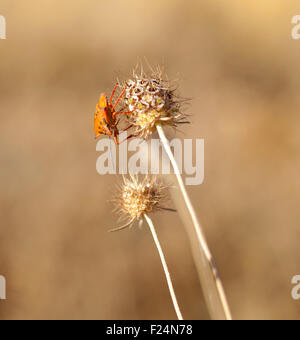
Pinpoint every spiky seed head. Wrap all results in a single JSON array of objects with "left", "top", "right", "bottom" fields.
[
  {"left": 122, "top": 66, "right": 188, "bottom": 138},
  {"left": 115, "top": 176, "right": 168, "bottom": 224}
]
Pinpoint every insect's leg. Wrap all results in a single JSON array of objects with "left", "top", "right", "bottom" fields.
[
  {"left": 118, "top": 133, "right": 139, "bottom": 144},
  {"left": 113, "top": 102, "right": 137, "bottom": 119},
  {"left": 122, "top": 124, "right": 133, "bottom": 132},
  {"left": 113, "top": 111, "right": 133, "bottom": 120},
  {"left": 126, "top": 134, "right": 138, "bottom": 140},
  {"left": 109, "top": 83, "right": 119, "bottom": 106},
  {"left": 113, "top": 135, "right": 120, "bottom": 145},
  {"left": 114, "top": 111, "right": 132, "bottom": 116},
  {"left": 116, "top": 125, "right": 133, "bottom": 143}
]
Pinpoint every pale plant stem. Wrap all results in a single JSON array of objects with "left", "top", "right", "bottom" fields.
[
  {"left": 156, "top": 123, "right": 232, "bottom": 320},
  {"left": 144, "top": 213, "right": 183, "bottom": 320}
]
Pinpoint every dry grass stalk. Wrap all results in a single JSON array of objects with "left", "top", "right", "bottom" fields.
[
  {"left": 156, "top": 123, "right": 232, "bottom": 320},
  {"left": 111, "top": 175, "right": 183, "bottom": 320}
]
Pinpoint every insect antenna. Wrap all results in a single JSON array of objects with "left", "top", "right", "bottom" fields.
[
  {"left": 109, "top": 83, "right": 119, "bottom": 106},
  {"left": 111, "top": 88, "right": 126, "bottom": 112}
]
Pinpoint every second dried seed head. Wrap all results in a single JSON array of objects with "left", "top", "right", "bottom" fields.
[
  {"left": 118, "top": 175, "right": 167, "bottom": 221},
  {"left": 111, "top": 175, "right": 170, "bottom": 232}
]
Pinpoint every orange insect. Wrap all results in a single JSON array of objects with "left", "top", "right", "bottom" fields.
[{"left": 94, "top": 83, "right": 133, "bottom": 145}]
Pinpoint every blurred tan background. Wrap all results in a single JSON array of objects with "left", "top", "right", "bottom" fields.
[{"left": 0, "top": 0, "right": 300, "bottom": 320}]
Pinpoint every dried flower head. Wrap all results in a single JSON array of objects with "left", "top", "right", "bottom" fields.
[
  {"left": 122, "top": 66, "right": 189, "bottom": 138},
  {"left": 111, "top": 175, "right": 172, "bottom": 232}
]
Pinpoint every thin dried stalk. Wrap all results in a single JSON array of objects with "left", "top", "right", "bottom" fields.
[
  {"left": 156, "top": 123, "right": 232, "bottom": 320},
  {"left": 144, "top": 213, "right": 183, "bottom": 320}
]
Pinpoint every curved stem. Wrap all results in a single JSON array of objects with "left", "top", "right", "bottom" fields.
[
  {"left": 144, "top": 214, "right": 183, "bottom": 320},
  {"left": 156, "top": 123, "right": 232, "bottom": 320}
]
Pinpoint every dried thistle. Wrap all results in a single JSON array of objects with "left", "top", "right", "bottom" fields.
[
  {"left": 110, "top": 175, "right": 183, "bottom": 320},
  {"left": 111, "top": 175, "right": 170, "bottom": 232},
  {"left": 121, "top": 66, "right": 188, "bottom": 138}
]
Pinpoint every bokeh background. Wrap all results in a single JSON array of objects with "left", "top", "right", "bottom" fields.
[{"left": 0, "top": 0, "right": 300, "bottom": 320}]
